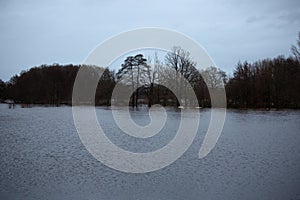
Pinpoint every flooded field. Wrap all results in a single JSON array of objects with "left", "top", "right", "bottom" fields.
[{"left": 0, "top": 104, "right": 299, "bottom": 200}]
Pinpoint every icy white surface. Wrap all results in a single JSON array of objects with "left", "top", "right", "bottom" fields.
[{"left": 0, "top": 104, "right": 300, "bottom": 199}]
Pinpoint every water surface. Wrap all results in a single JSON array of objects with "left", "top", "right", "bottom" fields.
[{"left": 0, "top": 104, "right": 299, "bottom": 199}]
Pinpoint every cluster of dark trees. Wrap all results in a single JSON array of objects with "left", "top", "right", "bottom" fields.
[
  {"left": 0, "top": 64, "right": 79, "bottom": 105},
  {"left": 1, "top": 33, "right": 300, "bottom": 109},
  {"left": 226, "top": 57, "right": 300, "bottom": 108},
  {"left": 0, "top": 64, "right": 115, "bottom": 106},
  {"left": 226, "top": 32, "right": 300, "bottom": 108}
]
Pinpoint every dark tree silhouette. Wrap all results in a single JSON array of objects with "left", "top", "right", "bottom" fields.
[
  {"left": 1, "top": 34, "right": 300, "bottom": 109},
  {"left": 1, "top": 64, "right": 115, "bottom": 106},
  {"left": 116, "top": 54, "right": 147, "bottom": 107},
  {"left": 226, "top": 56, "right": 300, "bottom": 109},
  {"left": 165, "top": 46, "right": 199, "bottom": 107},
  {"left": 0, "top": 79, "right": 7, "bottom": 101},
  {"left": 291, "top": 32, "right": 300, "bottom": 62}
]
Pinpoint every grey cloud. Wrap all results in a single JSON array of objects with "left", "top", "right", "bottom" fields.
[
  {"left": 0, "top": 0, "right": 299, "bottom": 80},
  {"left": 277, "top": 9, "right": 300, "bottom": 24},
  {"left": 246, "top": 15, "right": 267, "bottom": 23}
]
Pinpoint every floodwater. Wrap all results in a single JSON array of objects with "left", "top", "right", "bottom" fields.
[{"left": 0, "top": 104, "right": 299, "bottom": 200}]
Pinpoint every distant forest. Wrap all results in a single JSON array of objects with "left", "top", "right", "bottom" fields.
[{"left": 1, "top": 33, "right": 300, "bottom": 109}]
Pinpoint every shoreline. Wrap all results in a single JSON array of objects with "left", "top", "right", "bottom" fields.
[{"left": 1, "top": 103, "right": 299, "bottom": 111}]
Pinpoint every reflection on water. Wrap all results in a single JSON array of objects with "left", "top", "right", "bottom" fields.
[{"left": 0, "top": 104, "right": 300, "bottom": 200}]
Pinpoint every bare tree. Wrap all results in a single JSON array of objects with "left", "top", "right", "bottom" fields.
[
  {"left": 165, "top": 46, "right": 198, "bottom": 106},
  {"left": 201, "top": 66, "right": 227, "bottom": 89},
  {"left": 142, "top": 52, "right": 163, "bottom": 106},
  {"left": 291, "top": 32, "right": 300, "bottom": 62}
]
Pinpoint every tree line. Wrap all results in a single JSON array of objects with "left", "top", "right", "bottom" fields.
[{"left": 1, "top": 33, "right": 300, "bottom": 109}]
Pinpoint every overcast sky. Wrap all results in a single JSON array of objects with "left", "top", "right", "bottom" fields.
[{"left": 0, "top": 0, "right": 299, "bottom": 81}]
